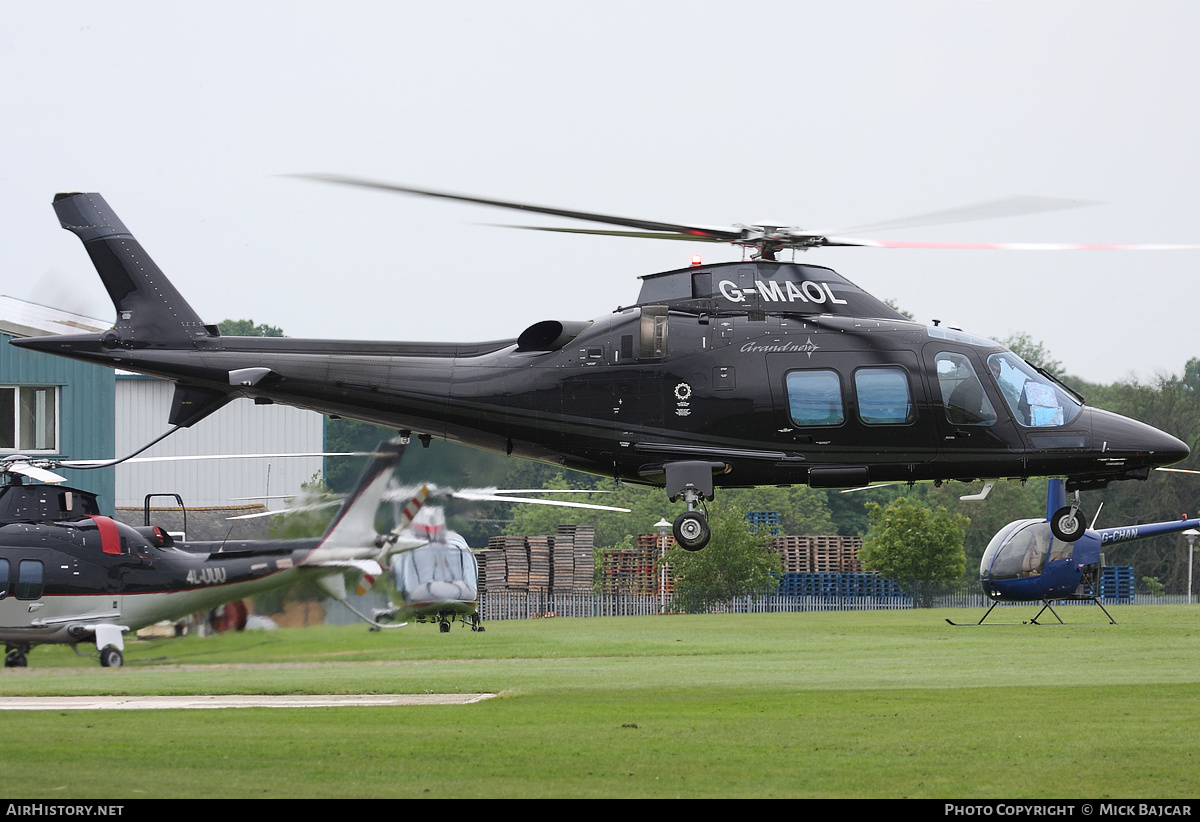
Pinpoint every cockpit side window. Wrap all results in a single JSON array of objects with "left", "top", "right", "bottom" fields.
[
  {"left": 986, "top": 353, "right": 1082, "bottom": 428},
  {"left": 935, "top": 352, "right": 996, "bottom": 426},
  {"left": 15, "top": 559, "right": 43, "bottom": 600}
]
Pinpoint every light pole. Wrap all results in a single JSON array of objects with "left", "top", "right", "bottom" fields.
[
  {"left": 1183, "top": 529, "right": 1198, "bottom": 605},
  {"left": 655, "top": 518, "right": 672, "bottom": 614}
]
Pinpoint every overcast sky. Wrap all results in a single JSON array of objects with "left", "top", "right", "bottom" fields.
[{"left": 4, "top": 1, "right": 1198, "bottom": 386}]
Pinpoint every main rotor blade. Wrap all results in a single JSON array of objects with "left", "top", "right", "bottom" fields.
[
  {"left": 226, "top": 500, "right": 344, "bottom": 521},
  {"left": 296, "top": 175, "right": 1199, "bottom": 253},
  {"left": 4, "top": 462, "right": 68, "bottom": 484},
  {"left": 60, "top": 451, "right": 375, "bottom": 467},
  {"left": 448, "top": 492, "right": 631, "bottom": 513},
  {"left": 384, "top": 484, "right": 630, "bottom": 513},
  {"left": 293, "top": 173, "right": 745, "bottom": 242},
  {"left": 829, "top": 196, "right": 1099, "bottom": 235},
  {"left": 821, "top": 238, "right": 1200, "bottom": 251},
  {"left": 497, "top": 225, "right": 729, "bottom": 242}
]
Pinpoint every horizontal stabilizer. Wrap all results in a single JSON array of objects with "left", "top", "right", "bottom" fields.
[{"left": 169, "top": 384, "right": 235, "bottom": 428}]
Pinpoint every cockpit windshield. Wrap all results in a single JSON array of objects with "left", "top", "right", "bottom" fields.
[
  {"left": 986, "top": 353, "right": 1082, "bottom": 428},
  {"left": 981, "top": 520, "right": 1070, "bottom": 580},
  {"left": 393, "top": 541, "right": 479, "bottom": 593}
]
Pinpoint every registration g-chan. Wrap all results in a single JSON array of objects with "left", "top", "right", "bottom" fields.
[{"left": 15, "top": 184, "right": 1192, "bottom": 553}]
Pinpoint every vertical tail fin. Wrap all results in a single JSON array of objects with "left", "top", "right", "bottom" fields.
[
  {"left": 315, "top": 439, "right": 408, "bottom": 551},
  {"left": 53, "top": 192, "right": 214, "bottom": 342}
]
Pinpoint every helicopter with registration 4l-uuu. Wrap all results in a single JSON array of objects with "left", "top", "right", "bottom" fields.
[
  {"left": 12, "top": 180, "right": 1195, "bottom": 551},
  {"left": 0, "top": 442, "right": 410, "bottom": 668}
]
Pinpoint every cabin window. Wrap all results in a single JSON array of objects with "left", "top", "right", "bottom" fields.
[
  {"left": 854, "top": 367, "right": 914, "bottom": 425},
  {"left": 935, "top": 352, "right": 996, "bottom": 426},
  {"left": 986, "top": 353, "right": 1082, "bottom": 428},
  {"left": 785, "top": 370, "right": 844, "bottom": 426},
  {"left": 0, "top": 386, "right": 59, "bottom": 453},
  {"left": 0, "top": 558, "right": 7, "bottom": 599},
  {"left": 15, "top": 560, "right": 43, "bottom": 600}
]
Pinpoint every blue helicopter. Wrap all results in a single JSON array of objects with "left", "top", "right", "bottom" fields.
[{"left": 953, "top": 478, "right": 1198, "bottom": 625}]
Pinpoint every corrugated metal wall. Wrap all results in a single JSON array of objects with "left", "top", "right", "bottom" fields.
[
  {"left": 115, "top": 376, "right": 325, "bottom": 509},
  {"left": 0, "top": 332, "right": 116, "bottom": 513}
]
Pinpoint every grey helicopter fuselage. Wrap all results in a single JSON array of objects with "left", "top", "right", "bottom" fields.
[{"left": 383, "top": 533, "right": 482, "bottom": 632}]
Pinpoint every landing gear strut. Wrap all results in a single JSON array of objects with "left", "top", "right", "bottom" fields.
[{"left": 665, "top": 461, "right": 722, "bottom": 551}]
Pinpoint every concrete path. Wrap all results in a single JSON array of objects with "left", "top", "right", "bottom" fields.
[{"left": 0, "top": 694, "right": 496, "bottom": 710}]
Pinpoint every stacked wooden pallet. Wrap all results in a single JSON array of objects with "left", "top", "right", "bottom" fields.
[
  {"left": 527, "top": 535, "right": 552, "bottom": 590},
  {"left": 476, "top": 547, "right": 498, "bottom": 593},
  {"left": 552, "top": 526, "right": 576, "bottom": 594},
  {"left": 636, "top": 532, "right": 675, "bottom": 553},
  {"left": 571, "top": 525, "right": 595, "bottom": 591},
  {"left": 600, "top": 537, "right": 676, "bottom": 595},
  {"left": 769, "top": 535, "right": 864, "bottom": 574},
  {"left": 486, "top": 535, "right": 529, "bottom": 588}
]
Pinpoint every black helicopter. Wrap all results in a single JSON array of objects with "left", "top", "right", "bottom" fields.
[
  {"left": 0, "top": 442, "right": 412, "bottom": 668},
  {"left": 11, "top": 184, "right": 1192, "bottom": 550}
]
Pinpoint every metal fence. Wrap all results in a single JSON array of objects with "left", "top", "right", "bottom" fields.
[
  {"left": 479, "top": 589, "right": 937, "bottom": 620},
  {"left": 477, "top": 586, "right": 1194, "bottom": 621}
]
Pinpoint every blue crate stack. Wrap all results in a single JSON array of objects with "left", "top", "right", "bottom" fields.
[
  {"left": 778, "top": 572, "right": 905, "bottom": 598},
  {"left": 1100, "top": 565, "right": 1135, "bottom": 603},
  {"left": 746, "top": 511, "right": 781, "bottom": 535}
]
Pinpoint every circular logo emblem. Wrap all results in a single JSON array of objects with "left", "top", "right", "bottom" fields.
[{"left": 674, "top": 383, "right": 692, "bottom": 401}]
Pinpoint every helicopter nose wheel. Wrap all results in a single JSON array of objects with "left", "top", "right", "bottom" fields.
[
  {"left": 673, "top": 511, "right": 711, "bottom": 551},
  {"left": 1050, "top": 505, "right": 1086, "bottom": 542}
]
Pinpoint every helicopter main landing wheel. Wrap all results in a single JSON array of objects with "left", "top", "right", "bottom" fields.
[
  {"left": 98, "top": 645, "right": 123, "bottom": 668},
  {"left": 673, "top": 511, "right": 711, "bottom": 551},
  {"left": 5, "top": 648, "right": 27, "bottom": 668},
  {"left": 1050, "top": 506, "right": 1086, "bottom": 542}
]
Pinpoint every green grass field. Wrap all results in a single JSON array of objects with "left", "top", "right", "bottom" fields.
[{"left": 1, "top": 606, "right": 1197, "bottom": 798}]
